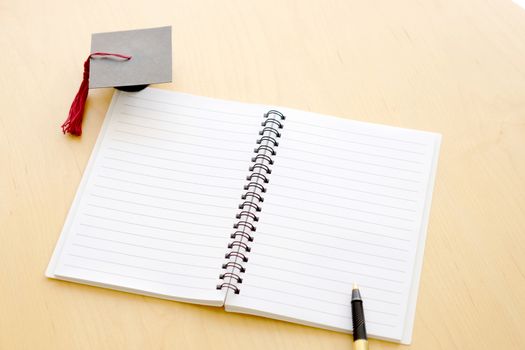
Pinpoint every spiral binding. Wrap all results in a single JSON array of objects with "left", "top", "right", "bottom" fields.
[{"left": 217, "top": 110, "right": 285, "bottom": 294}]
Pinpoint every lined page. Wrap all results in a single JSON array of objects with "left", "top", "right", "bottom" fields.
[
  {"left": 47, "top": 88, "right": 267, "bottom": 306},
  {"left": 225, "top": 108, "right": 441, "bottom": 342}
]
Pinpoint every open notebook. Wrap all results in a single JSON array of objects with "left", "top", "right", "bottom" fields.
[{"left": 47, "top": 88, "right": 441, "bottom": 344}]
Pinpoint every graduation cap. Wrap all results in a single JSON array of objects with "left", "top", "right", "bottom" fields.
[{"left": 61, "top": 26, "right": 172, "bottom": 136}]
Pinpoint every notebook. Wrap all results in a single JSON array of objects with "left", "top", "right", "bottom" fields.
[{"left": 46, "top": 88, "right": 441, "bottom": 344}]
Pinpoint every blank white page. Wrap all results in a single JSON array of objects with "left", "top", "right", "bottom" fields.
[
  {"left": 224, "top": 108, "right": 441, "bottom": 343},
  {"left": 46, "top": 88, "right": 267, "bottom": 306}
]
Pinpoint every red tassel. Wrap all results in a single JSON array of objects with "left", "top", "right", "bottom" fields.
[{"left": 61, "top": 52, "right": 132, "bottom": 136}]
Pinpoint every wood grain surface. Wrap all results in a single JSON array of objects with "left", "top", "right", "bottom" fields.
[{"left": 1, "top": 0, "right": 524, "bottom": 349}]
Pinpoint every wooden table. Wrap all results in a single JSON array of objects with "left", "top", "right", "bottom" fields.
[{"left": 2, "top": 1, "right": 525, "bottom": 349}]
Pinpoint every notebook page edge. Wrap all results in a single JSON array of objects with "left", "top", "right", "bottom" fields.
[
  {"left": 45, "top": 90, "right": 122, "bottom": 278},
  {"left": 401, "top": 133, "right": 442, "bottom": 344},
  {"left": 224, "top": 303, "right": 402, "bottom": 343},
  {"left": 51, "top": 273, "right": 224, "bottom": 307}
]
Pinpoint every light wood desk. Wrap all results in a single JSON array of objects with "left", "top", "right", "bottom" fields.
[{"left": 2, "top": 1, "right": 525, "bottom": 349}]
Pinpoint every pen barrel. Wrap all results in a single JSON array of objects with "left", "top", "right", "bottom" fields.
[
  {"left": 351, "top": 299, "right": 367, "bottom": 341},
  {"left": 353, "top": 339, "right": 369, "bottom": 350}
]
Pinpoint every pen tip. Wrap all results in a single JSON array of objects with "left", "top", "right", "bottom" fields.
[{"left": 351, "top": 283, "right": 362, "bottom": 301}]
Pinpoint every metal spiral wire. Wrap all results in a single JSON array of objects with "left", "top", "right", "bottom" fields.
[{"left": 217, "top": 110, "right": 285, "bottom": 294}]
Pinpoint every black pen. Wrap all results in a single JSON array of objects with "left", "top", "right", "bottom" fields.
[{"left": 351, "top": 283, "right": 368, "bottom": 350}]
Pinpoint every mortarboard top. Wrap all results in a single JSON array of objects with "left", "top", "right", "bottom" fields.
[
  {"left": 89, "top": 26, "right": 172, "bottom": 91},
  {"left": 61, "top": 26, "right": 172, "bottom": 136}
]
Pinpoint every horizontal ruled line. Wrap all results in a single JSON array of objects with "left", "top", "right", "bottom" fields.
[
  {"left": 248, "top": 262, "right": 403, "bottom": 298},
  {"left": 122, "top": 105, "right": 257, "bottom": 127},
  {"left": 256, "top": 242, "right": 405, "bottom": 272},
  {"left": 269, "top": 190, "right": 415, "bottom": 213},
  {"left": 99, "top": 168, "right": 239, "bottom": 192},
  {"left": 80, "top": 222, "right": 221, "bottom": 240},
  {"left": 63, "top": 264, "right": 211, "bottom": 291},
  {"left": 72, "top": 243, "right": 219, "bottom": 270},
  {"left": 259, "top": 227, "right": 408, "bottom": 252},
  {"left": 250, "top": 254, "right": 404, "bottom": 284},
  {"left": 283, "top": 144, "right": 422, "bottom": 173},
  {"left": 235, "top": 294, "right": 395, "bottom": 327},
  {"left": 117, "top": 117, "right": 254, "bottom": 136},
  {"left": 278, "top": 156, "right": 420, "bottom": 183},
  {"left": 114, "top": 130, "right": 247, "bottom": 153},
  {"left": 270, "top": 182, "right": 417, "bottom": 204},
  {"left": 264, "top": 210, "right": 412, "bottom": 233},
  {"left": 112, "top": 139, "right": 248, "bottom": 162},
  {"left": 88, "top": 197, "right": 227, "bottom": 220},
  {"left": 76, "top": 233, "right": 222, "bottom": 259},
  {"left": 277, "top": 166, "right": 419, "bottom": 193},
  {"left": 262, "top": 221, "right": 410, "bottom": 245},
  {"left": 85, "top": 205, "right": 227, "bottom": 229},
  {"left": 285, "top": 131, "right": 425, "bottom": 153},
  {"left": 257, "top": 231, "right": 406, "bottom": 262},
  {"left": 286, "top": 120, "right": 426, "bottom": 146},
  {"left": 116, "top": 123, "right": 251, "bottom": 145},
  {"left": 103, "top": 156, "right": 240, "bottom": 180},
  {"left": 92, "top": 185, "right": 233, "bottom": 210},
  {"left": 242, "top": 283, "right": 399, "bottom": 316},
  {"left": 83, "top": 214, "right": 224, "bottom": 236},
  {"left": 69, "top": 254, "right": 217, "bottom": 280},
  {"left": 272, "top": 202, "right": 414, "bottom": 223},
  {"left": 124, "top": 95, "right": 261, "bottom": 118},
  {"left": 108, "top": 147, "right": 243, "bottom": 172},
  {"left": 79, "top": 223, "right": 225, "bottom": 246}
]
